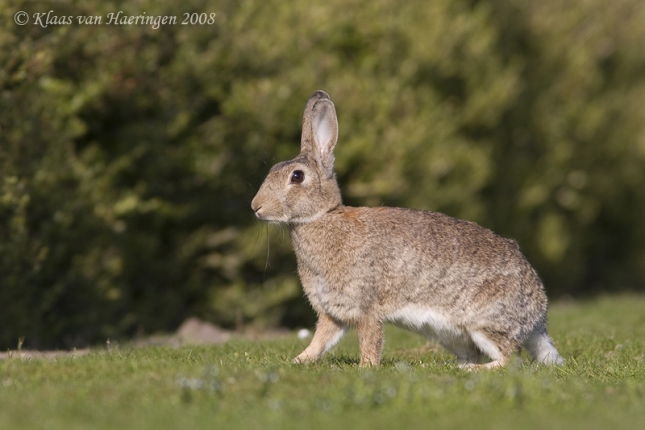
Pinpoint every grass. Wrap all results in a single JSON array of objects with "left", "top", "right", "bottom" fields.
[{"left": 1, "top": 295, "right": 645, "bottom": 430}]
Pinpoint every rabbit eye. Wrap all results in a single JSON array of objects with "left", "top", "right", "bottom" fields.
[{"left": 290, "top": 170, "right": 305, "bottom": 184}]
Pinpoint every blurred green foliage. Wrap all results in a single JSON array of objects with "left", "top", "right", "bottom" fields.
[{"left": 1, "top": 0, "right": 645, "bottom": 349}]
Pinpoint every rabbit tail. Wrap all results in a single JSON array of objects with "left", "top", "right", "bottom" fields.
[{"left": 524, "top": 328, "right": 565, "bottom": 365}]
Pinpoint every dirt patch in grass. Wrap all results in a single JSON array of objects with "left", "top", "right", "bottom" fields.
[
  {"left": 0, "top": 349, "right": 91, "bottom": 360},
  {"left": 1, "top": 317, "right": 295, "bottom": 360}
]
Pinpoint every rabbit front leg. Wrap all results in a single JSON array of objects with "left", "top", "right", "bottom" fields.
[
  {"left": 293, "top": 313, "right": 347, "bottom": 364},
  {"left": 357, "top": 316, "right": 384, "bottom": 367}
]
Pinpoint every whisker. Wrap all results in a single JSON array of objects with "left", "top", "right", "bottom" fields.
[
  {"left": 252, "top": 220, "right": 264, "bottom": 252},
  {"left": 263, "top": 223, "right": 271, "bottom": 284}
]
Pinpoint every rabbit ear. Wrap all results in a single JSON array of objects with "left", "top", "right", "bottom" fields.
[{"left": 300, "top": 91, "right": 338, "bottom": 177}]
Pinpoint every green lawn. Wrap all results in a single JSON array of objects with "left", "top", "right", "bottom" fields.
[{"left": 1, "top": 295, "right": 644, "bottom": 430}]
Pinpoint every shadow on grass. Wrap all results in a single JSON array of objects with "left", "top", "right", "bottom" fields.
[
  {"left": 324, "top": 355, "right": 360, "bottom": 366},
  {"left": 314, "top": 354, "right": 456, "bottom": 370}
]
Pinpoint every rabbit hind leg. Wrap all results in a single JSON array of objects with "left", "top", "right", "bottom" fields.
[
  {"left": 440, "top": 333, "right": 484, "bottom": 367},
  {"left": 459, "top": 329, "right": 516, "bottom": 370}
]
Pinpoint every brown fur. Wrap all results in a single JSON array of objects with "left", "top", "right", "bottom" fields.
[{"left": 252, "top": 91, "right": 563, "bottom": 368}]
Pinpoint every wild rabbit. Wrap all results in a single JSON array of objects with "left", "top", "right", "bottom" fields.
[{"left": 251, "top": 91, "right": 564, "bottom": 369}]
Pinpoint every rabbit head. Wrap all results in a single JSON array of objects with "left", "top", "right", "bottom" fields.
[{"left": 251, "top": 91, "right": 342, "bottom": 223}]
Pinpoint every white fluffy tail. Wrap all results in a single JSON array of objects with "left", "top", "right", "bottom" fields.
[{"left": 524, "top": 330, "right": 565, "bottom": 365}]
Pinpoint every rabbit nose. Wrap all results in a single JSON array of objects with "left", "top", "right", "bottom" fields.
[
  {"left": 251, "top": 197, "right": 262, "bottom": 213},
  {"left": 252, "top": 205, "right": 264, "bottom": 219}
]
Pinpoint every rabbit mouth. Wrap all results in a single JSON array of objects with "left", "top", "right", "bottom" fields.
[
  {"left": 255, "top": 212, "right": 325, "bottom": 225},
  {"left": 253, "top": 209, "right": 289, "bottom": 224}
]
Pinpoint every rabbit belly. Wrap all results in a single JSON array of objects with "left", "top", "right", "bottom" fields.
[
  {"left": 386, "top": 304, "right": 510, "bottom": 363},
  {"left": 386, "top": 305, "right": 466, "bottom": 342}
]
